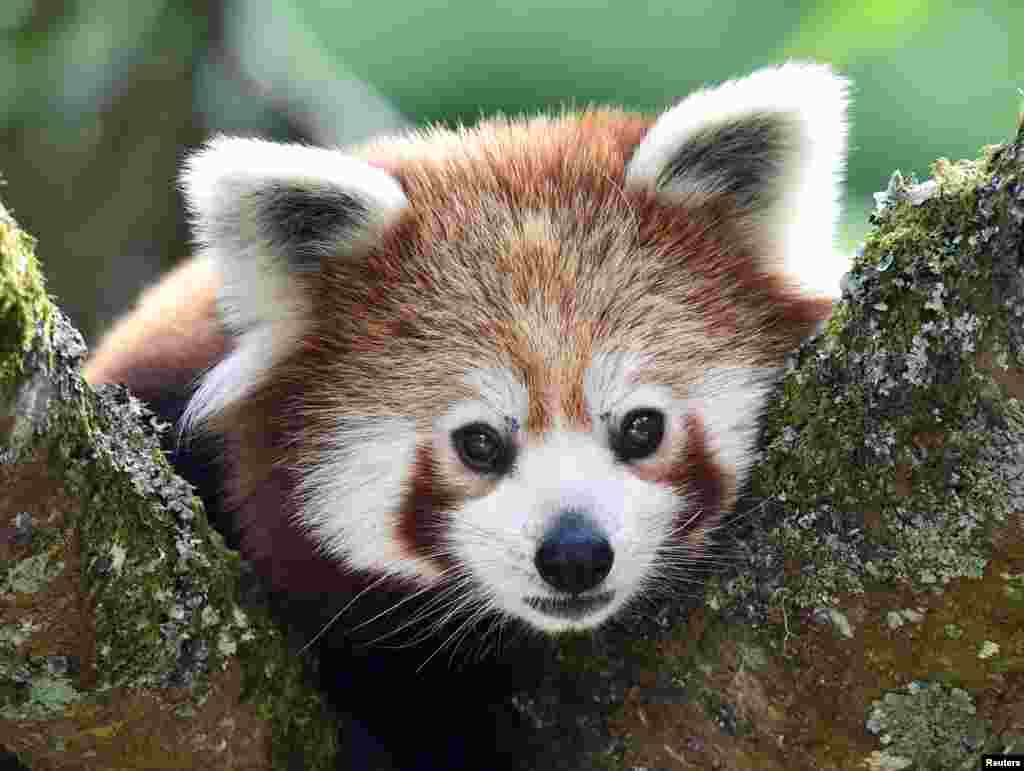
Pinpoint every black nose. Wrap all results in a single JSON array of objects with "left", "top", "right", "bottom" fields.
[{"left": 534, "top": 510, "right": 614, "bottom": 595}]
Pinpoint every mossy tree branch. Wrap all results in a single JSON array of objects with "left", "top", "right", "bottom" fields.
[{"left": 0, "top": 202, "right": 339, "bottom": 771}]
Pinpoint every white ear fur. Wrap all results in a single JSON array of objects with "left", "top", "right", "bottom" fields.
[
  {"left": 626, "top": 62, "right": 850, "bottom": 292},
  {"left": 180, "top": 136, "right": 407, "bottom": 430}
]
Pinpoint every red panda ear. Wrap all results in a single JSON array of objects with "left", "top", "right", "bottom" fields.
[
  {"left": 625, "top": 62, "right": 850, "bottom": 296},
  {"left": 182, "top": 136, "right": 407, "bottom": 273},
  {"left": 179, "top": 136, "right": 407, "bottom": 429}
]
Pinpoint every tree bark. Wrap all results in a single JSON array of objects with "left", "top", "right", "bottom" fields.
[{"left": 0, "top": 202, "right": 338, "bottom": 770}]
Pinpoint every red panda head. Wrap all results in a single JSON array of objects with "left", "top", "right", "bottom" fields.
[{"left": 180, "top": 63, "right": 848, "bottom": 634}]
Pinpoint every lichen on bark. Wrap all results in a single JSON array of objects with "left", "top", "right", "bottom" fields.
[
  {"left": 742, "top": 138, "right": 1024, "bottom": 608},
  {"left": 0, "top": 205, "right": 339, "bottom": 769}
]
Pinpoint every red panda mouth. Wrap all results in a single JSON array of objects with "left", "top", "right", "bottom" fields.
[{"left": 523, "top": 590, "right": 615, "bottom": 620}]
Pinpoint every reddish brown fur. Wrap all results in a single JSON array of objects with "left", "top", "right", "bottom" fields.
[
  {"left": 398, "top": 444, "right": 461, "bottom": 570},
  {"left": 673, "top": 413, "right": 732, "bottom": 530},
  {"left": 84, "top": 255, "right": 229, "bottom": 399},
  {"left": 288, "top": 109, "right": 829, "bottom": 428}
]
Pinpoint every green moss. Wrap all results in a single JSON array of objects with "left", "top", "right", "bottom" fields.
[
  {"left": 0, "top": 205, "right": 52, "bottom": 401},
  {"left": 23, "top": 677, "right": 81, "bottom": 717},
  {"left": 1, "top": 550, "right": 64, "bottom": 595},
  {"left": 734, "top": 640, "right": 770, "bottom": 671},
  {"left": 1004, "top": 571, "right": 1024, "bottom": 604},
  {"left": 0, "top": 206, "right": 339, "bottom": 767},
  {"left": 943, "top": 623, "right": 964, "bottom": 640},
  {"left": 67, "top": 386, "right": 338, "bottom": 767},
  {"left": 740, "top": 124, "right": 1024, "bottom": 612},
  {"left": 236, "top": 603, "right": 339, "bottom": 770}
]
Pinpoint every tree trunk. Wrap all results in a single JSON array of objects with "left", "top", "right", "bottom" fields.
[{"left": 1, "top": 202, "right": 338, "bottom": 770}]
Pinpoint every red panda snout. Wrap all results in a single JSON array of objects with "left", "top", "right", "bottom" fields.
[{"left": 534, "top": 509, "right": 615, "bottom": 595}]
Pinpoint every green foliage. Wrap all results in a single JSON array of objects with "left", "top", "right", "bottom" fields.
[
  {"left": 783, "top": 0, "right": 936, "bottom": 64},
  {"left": 2, "top": 1, "right": 1019, "bottom": 251}
]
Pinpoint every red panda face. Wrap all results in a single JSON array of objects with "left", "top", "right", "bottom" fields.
[
  {"left": 286, "top": 198, "right": 792, "bottom": 633},
  {"left": 424, "top": 357, "right": 778, "bottom": 632},
  {"left": 176, "top": 62, "right": 848, "bottom": 635}
]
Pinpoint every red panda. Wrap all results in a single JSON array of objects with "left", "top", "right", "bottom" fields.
[{"left": 84, "top": 62, "right": 849, "bottom": 768}]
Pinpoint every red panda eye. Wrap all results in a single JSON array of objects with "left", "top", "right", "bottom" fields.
[
  {"left": 452, "top": 423, "right": 509, "bottom": 473},
  {"left": 614, "top": 409, "right": 665, "bottom": 461}
]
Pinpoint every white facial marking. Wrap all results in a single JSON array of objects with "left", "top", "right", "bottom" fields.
[
  {"left": 685, "top": 365, "right": 780, "bottom": 489},
  {"left": 448, "top": 368, "right": 530, "bottom": 434},
  {"left": 295, "top": 416, "right": 434, "bottom": 581}
]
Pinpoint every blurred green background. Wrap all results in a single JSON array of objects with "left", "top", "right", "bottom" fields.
[{"left": 1, "top": 0, "right": 1020, "bottom": 342}]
